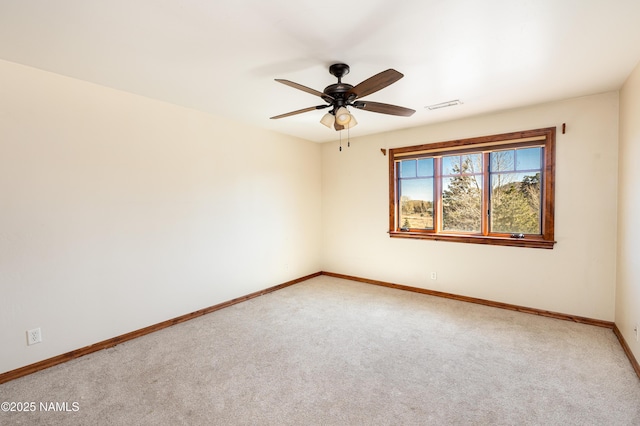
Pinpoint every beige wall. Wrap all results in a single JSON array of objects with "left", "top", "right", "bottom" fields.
[
  {"left": 322, "top": 92, "right": 619, "bottom": 321},
  {"left": 0, "top": 56, "right": 631, "bottom": 375},
  {"left": 617, "top": 60, "right": 640, "bottom": 361},
  {"left": 0, "top": 60, "right": 322, "bottom": 374}
]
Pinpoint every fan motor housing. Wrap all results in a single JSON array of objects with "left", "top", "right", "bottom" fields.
[{"left": 323, "top": 83, "right": 354, "bottom": 106}]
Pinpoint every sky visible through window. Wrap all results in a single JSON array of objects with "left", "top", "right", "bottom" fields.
[{"left": 399, "top": 159, "right": 434, "bottom": 202}]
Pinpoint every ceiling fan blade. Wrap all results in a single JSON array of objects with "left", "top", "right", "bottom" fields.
[
  {"left": 354, "top": 101, "right": 415, "bottom": 116},
  {"left": 275, "top": 79, "right": 334, "bottom": 101},
  {"left": 348, "top": 69, "right": 403, "bottom": 100},
  {"left": 270, "top": 105, "right": 329, "bottom": 119}
]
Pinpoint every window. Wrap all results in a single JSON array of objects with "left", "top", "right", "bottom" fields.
[{"left": 389, "top": 127, "right": 556, "bottom": 248}]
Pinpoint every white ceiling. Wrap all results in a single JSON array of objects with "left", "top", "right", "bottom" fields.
[{"left": 1, "top": 0, "right": 639, "bottom": 143}]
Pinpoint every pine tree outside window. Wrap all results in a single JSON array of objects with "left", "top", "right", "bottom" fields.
[{"left": 389, "top": 127, "right": 556, "bottom": 249}]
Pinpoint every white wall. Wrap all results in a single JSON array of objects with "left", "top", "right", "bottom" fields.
[
  {"left": 0, "top": 60, "right": 322, "bottom": 374},
  {"left": 322, "top": 92, "right": 619, "bottom": 321},
  {"left": 617, "top": 61, "right": 640, "bottom": 361}
]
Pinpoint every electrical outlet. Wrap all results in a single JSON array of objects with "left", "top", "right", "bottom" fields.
[
  {"left": 27, "top": 328, "right": 42, "bottom": 346},
  {"left": 430, "top": 272, "right": 437, "bottom": 280}
]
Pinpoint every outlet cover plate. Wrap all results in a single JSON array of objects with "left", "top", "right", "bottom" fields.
[{"left": 27, "top": 328, "right": 42, "bottom": 345}]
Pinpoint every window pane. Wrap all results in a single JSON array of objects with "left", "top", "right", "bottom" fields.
[
  {"left": 417, "top": 158, "right": 434, "bottom": 177},
  {"left": 461, "top": 153, "right": 482, "bottom": 174},
  {"left": 442, "top": 155, "right": 460, "bottom": 175},
  {"left": 400, "top": 178, "right": 434, "bottom": 229},
  {"left": 442, "top": 175, "right": 482, "bottom": 232},
  {"left": 399, "top": 160, "right": 416, "bottom": 178},
  {"left": 490, "top": 172, "right": 541, "bottom": 234},
  {"left": 516, "top": 147, "right": 542, "bottom": 171},
  {"left": 490, "top": 150, "right": 514, "bottom": 172}
]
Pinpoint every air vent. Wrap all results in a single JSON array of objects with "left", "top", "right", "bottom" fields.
[{"left": 425, "top": 100, "right": 462, "bottom": 110}]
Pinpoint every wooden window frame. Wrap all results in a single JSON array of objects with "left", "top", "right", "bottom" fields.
[{"left": 389, "top": 127, "right": 556, "bottom": 249}]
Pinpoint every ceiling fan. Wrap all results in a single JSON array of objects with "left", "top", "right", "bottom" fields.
[{"left": 270, "top": 63, "right": 415, "bottom": 131}]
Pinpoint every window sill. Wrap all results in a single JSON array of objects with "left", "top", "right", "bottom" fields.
[{"left": 388, "top": 231, "right": 556, "bottom": 249}]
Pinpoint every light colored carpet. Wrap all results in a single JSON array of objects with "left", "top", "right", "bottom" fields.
[{"left": 1, "top": 275, "right": 639, "bottom": 425}]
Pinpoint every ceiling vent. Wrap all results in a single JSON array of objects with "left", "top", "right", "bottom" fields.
[{"left": 426, "top": 100, "right": 463, "bottom": 110}]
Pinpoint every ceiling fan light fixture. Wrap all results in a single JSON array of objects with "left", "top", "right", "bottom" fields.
[
  {"left": 335, "top": 107, "right": 352, "bottom": 126},
  {"left": 344, "top": 113, "right": 358, "bottom": 129},
  {"left": 320, "top": 112, "right": 335, "bottom": 128}
]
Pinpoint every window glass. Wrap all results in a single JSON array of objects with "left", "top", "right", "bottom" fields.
[
  {"left": 417, "top": 158, "right": 433, "bottom": 177},
  {"left": 461, "top": 153, "right": 482, "bottom": 174},
  {"left": 490, "top": 147, "right": 543, "bottom": 234},
  {"left": 442, "top": 175, "right": 482, "bottom": 232},
  {"left": 491, "top": 150, "right": 514, "bottom": 172},
  {"left": 442, "top": 156, "right": 460, "bottom": 175},
  {"left": 516, "top": 147, "right": 542, "bottom": 171},
  {"left": 490, "top": 172, "right": 541, "bottom": 234},
  {"left": 399, "top": 159, "right": 416, "bottom": 178},
  {"left": 398, "top": 158, "right": 434, "bottom": 229},
  {"left": 399, "top": 179, "right": 434, "bottom": 229},
  {"left": 442, "top": 154, "right": 483, "bottom": 232}
]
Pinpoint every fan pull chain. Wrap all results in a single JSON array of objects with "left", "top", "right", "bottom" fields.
[{"left": 339, "top": 131, "right": 342, "bottom": 151}]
